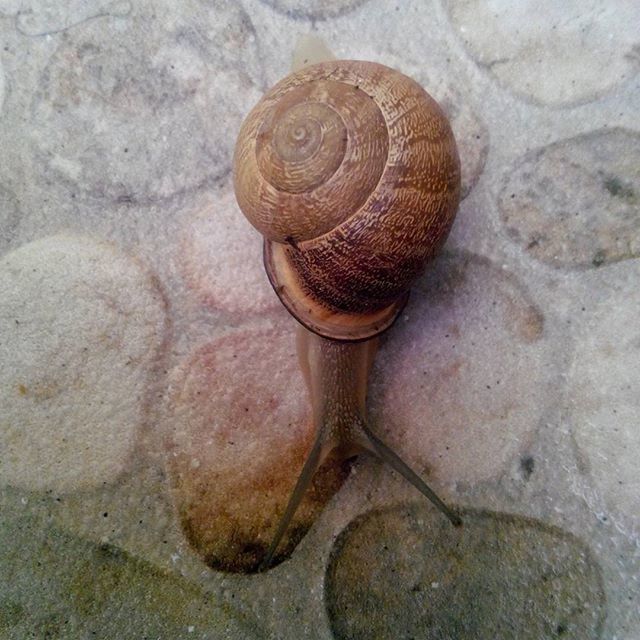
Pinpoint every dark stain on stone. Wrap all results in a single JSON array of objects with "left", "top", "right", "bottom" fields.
[
  {"left": 603, "top": 175, "right": 635, "bottom": 201},
  {"left": 592, "top": 250, "right": 606, "bottom": 267},
  {"left": 325, "top": 505, "right": 606, "bottom": 640},
  {"left": 521, "top": 455, "right": 535, "bottom": 479},
  {"left": 173, "top": 449, "right": 351, "bottom": 574}
]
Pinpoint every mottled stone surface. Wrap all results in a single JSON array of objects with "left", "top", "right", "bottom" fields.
[
  {"left": 178, "top": 190, "right": 278, "bottom": 317},
  {"left": 0, "top": 55, "right": 5, "bottom": 112},
  {"left": 12, "top": 0, "right": 132, "bottom": 36},
  {"left": 0, "top": 510, "right": 260, "bottom": 639},
  {"left": 500, "top": 129, "right": 640, "bottom": 269},
  {"left": 0, "top": 0, "right": 638, "bottom": 636},
  {"left": 326, "top": 505, "right": 605, "bottom": 639},
  {"left": 0, "top": 184, "right": 19, "bottom": 252},
  {"left": 567, "top": 262, "right": 640, "bottom": 532},
  {"left": 29, "top": 1, "right": 262, "bottom": 204}
]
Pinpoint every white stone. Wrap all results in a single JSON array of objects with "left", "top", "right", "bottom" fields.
[
  {"left": 447, "top": 0, "right": 640, "bottom": 105},
  {"left": 0, "top": 234, "right": 166, "bottom": 493}
]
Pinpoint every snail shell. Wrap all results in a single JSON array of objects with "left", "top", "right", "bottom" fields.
[{"left": 233, "top": 60, "right": 461, "bottom": 340}]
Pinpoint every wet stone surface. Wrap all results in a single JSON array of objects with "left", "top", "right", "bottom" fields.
[
  {"left": 0, "top": 511, "right": 258, "bottom": 639},
  {"left": 500, "top": 129, "right": 640, "bottom": 269},
  {"left": 325, "top": 505, "right": 606, "bottom": 640},
  {"left": 164, "top": 321, "right": 349, "bottom": 572}
]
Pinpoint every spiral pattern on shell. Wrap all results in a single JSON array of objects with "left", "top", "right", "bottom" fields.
[{"left": 234, "top": 61, "right": 461, "bottom": 340}]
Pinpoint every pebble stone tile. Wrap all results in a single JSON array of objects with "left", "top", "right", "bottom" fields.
[
  {"left": 370, "top": 250, "right": 554, "bottom": 485},
  {"left": 0, "top": 0, "right": 638, "bottom": 637},
  {"left": 0, "top": 234, "right": 166, "bottom": 493},
  {"left": 325, "top": 505, "right": 605, "bottom": 640},
  {"left": 500, "top": 128, "right": 640, "bottom": 269},
  {"left": 566, "top": 261, "right": 640, "bottom": 532},
  {"left": 258, "top": 0, "right": 370, "bottom": 20},
  {"left": 28, "top": 0, "right": 263, "bottom": 204},
  {"left": 164, "top": 320, "right": 349, "bottom": 573},
  {"left": 0, "top": 183, "right": 20, "bottom": 252},
  {"left": 445, "top": 0, "right": 640, "bottom": 106},
  {"left": 0, "top": 52, "right": 4, "bottom": 110}
]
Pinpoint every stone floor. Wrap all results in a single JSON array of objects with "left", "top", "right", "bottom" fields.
[{"left": 0, "top": 1, "right": 639, "bottom": 638}]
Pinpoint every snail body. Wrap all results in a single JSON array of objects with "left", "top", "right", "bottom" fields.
[{"left": 233, "top": 60, "right": 461, "bottom": 569}]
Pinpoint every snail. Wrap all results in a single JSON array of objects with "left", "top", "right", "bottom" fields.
[{"left": 233, "top": 60, "right": 462, "bottom": 570}]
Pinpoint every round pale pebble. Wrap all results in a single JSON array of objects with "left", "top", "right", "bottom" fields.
[
  {"left": 0, "top": 234, "right": 167, "bottom": 493},
  {"left": 325, "top": 506, "right": 605, "bottom": 640},
  {"left": 258, "top": 0, "right": 370, "bottom": 20},
  {"left": 13, "top": 0, "right": 131, "bottom": 36},
  {"left": 30, "top": 4, "right": 262, "bottom": 203},
  {"left": 568, "top": 264, "right": 640, "bottom": 528},
  {"left": 164, "top": 323, "right": 350, "bottom": 573},
  {"left": 369, "top": 251, "right": 552, "bottom": 484},
  {"left": 179, "top": 190, "right": 278, "bottom": 316},
  {"left": 446, "top": 1, "right": 640, "bottom": 106},
  {"left": 500, "top": 129, "right": 640, "bottom": 269}
]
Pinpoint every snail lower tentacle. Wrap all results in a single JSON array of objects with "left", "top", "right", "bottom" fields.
[{"left": 259, "top": 326, "right": 461, "bottom": 570}]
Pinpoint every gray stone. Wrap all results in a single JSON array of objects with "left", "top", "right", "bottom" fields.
[
  {"left": 567, "top": 261, "right": 640, "bottom": 532},
  {"left": 500, "top": 129, "right": 640, "bottom": 269},
  {"left": 13, "top": 0, "right": 132, "bottom": 37},
  {"left": 326, "top": 505, "right": 605, "bottom": 639},
  {"left": 0, "top": 184, "right": 19, "bottom": 253},
  {"left": 29, "top": 1, "right": 263, "bottom": 204},
  {"left": 446, "top": 0, "right": 640, "bottom": 106}
]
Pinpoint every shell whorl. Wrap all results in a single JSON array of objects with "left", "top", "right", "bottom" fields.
[{"left": 233, "top": 60, "right": 461, "bottom": 340}]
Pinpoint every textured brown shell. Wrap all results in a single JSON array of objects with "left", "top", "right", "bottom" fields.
[{"left": 233, "top": 60, "right": 461, "bottom": 340}]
